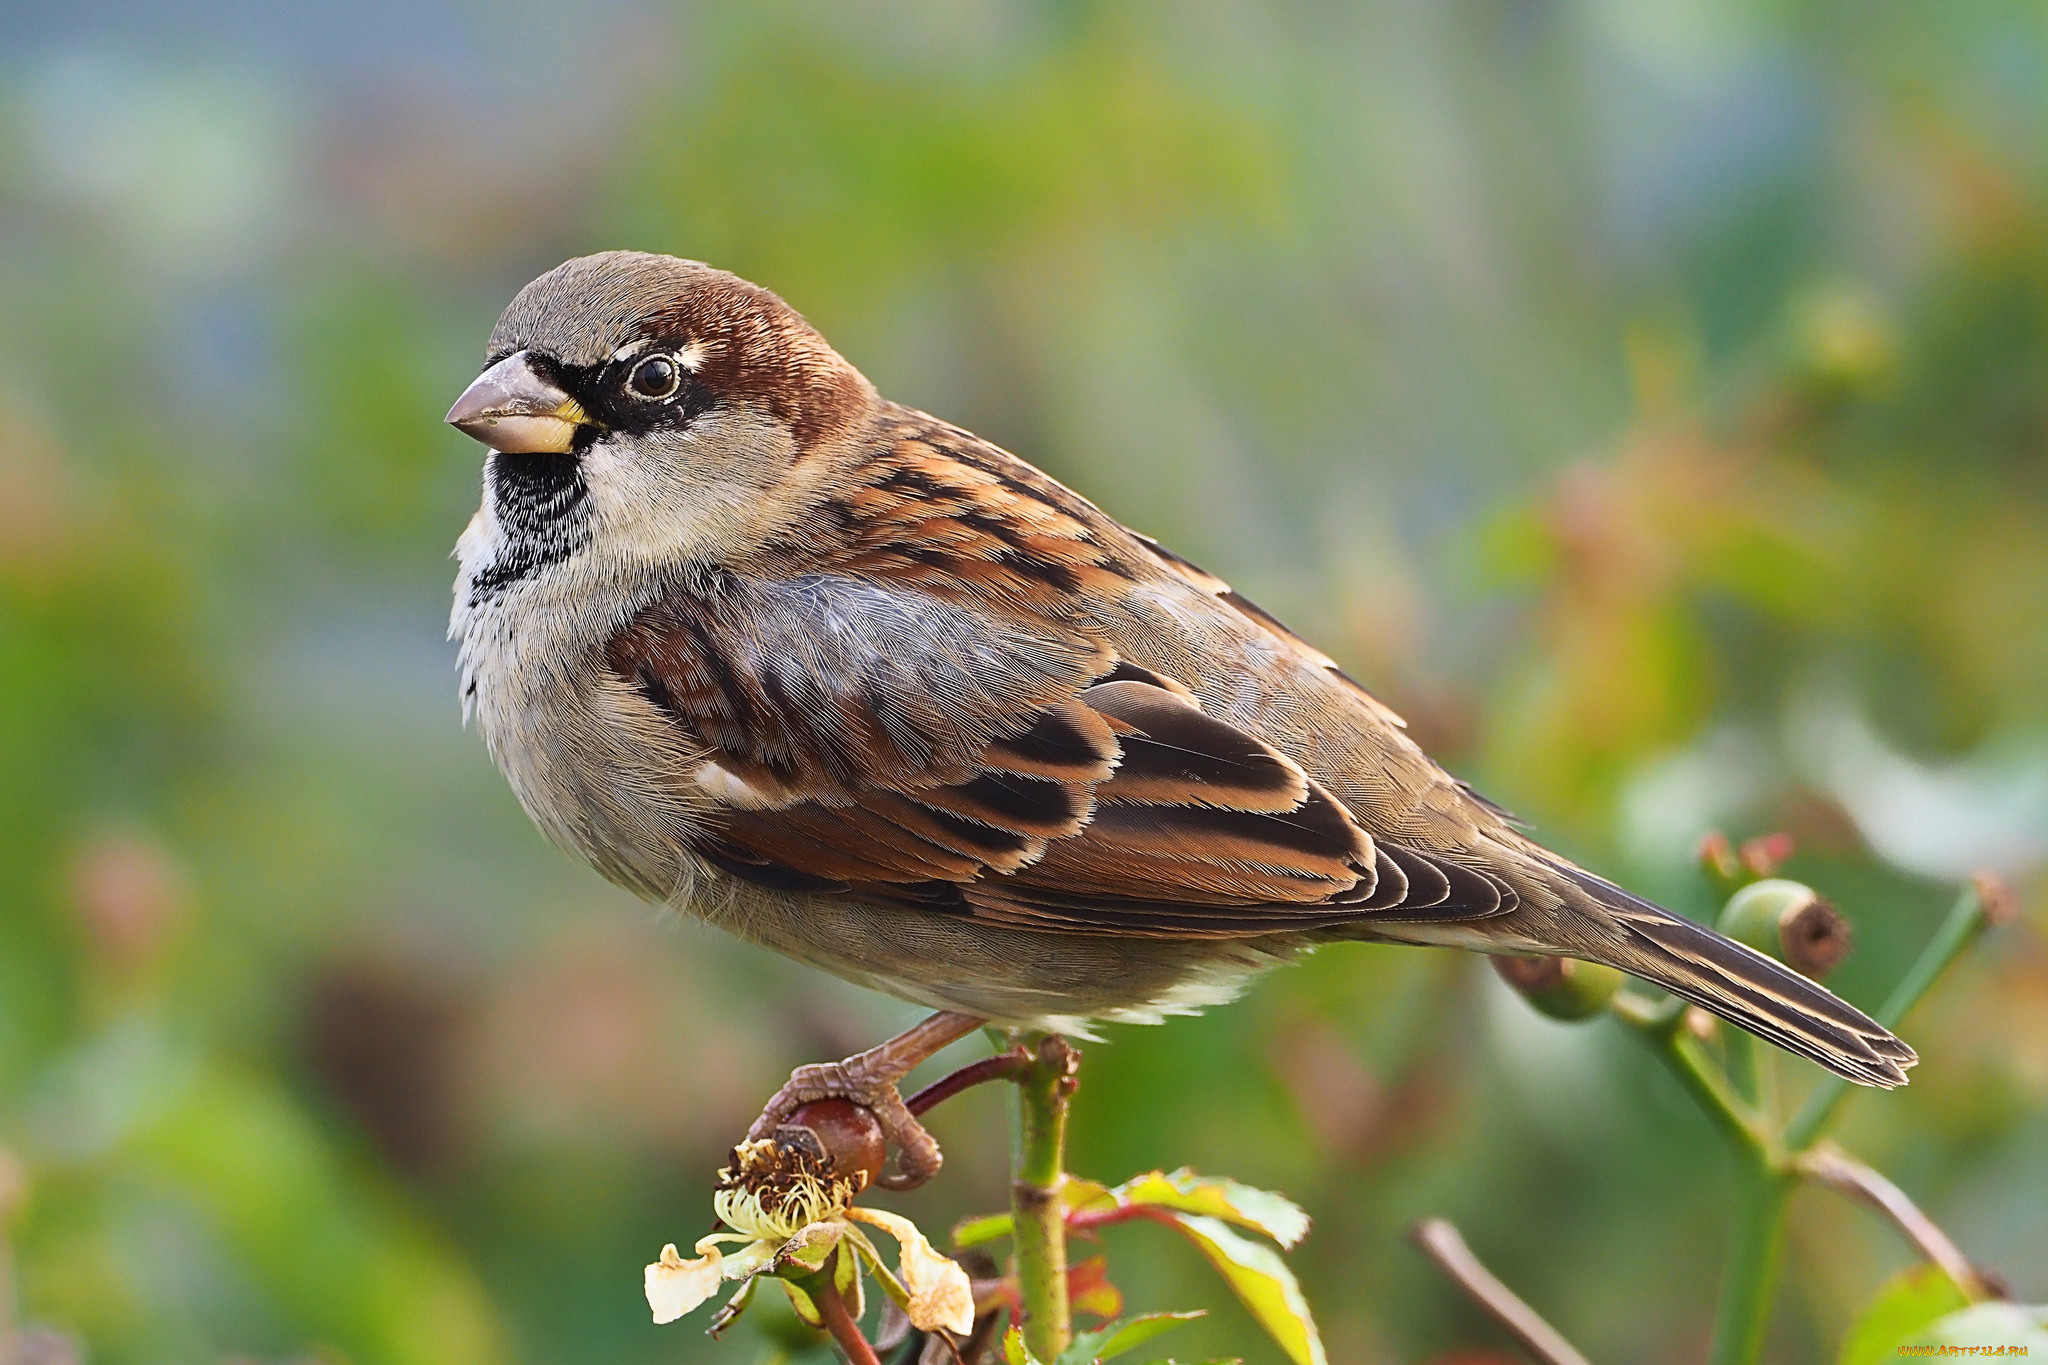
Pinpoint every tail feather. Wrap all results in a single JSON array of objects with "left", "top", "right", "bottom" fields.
[{"left": 1559, "top": 869, "right": 1916, "bottom": 1088}]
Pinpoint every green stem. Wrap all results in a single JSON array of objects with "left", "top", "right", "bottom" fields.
[
  {"left": 1784, "top": 883, "right": 1991, "bottom": 1152},
  {"left": 1611, "top": 991, "right": 1773, "bottom": 1155},
  {"left": 1606, "top": 879, "right": 1996, "bottom": 1365},
  {"left": 1613, "top": 990, "right": 1789, "bottom": 1365},
  {"left": 1012, "top": 1034, "right": 1079, "bottom": 1361},
  {"left": 1705, "top": 1161, "right": 1795, "bottom": 1365},
  {"left": 1726, "top": 1027, "right": 1761, "bottom": 1110}
]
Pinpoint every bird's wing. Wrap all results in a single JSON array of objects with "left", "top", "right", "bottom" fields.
[{"left": 604, "top": 563, "right": 1514, "bottom": 937}]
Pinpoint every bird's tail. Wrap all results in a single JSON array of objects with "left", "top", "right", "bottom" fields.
[{"left": 1559, "top": 868, "right": 1916, "bottom": 1088}]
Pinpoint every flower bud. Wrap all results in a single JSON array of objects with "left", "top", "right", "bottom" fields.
[
  {"left": 1717, "top": 878, "right": 1851, "bottom": 979},
  {"left": 1492, "top": 954, "right": 1625, "bottom": 1021},
  {"left": 1738, "top": 833, "right": 1794, "bottom": 880},
  {"left": 1971, "top": 870, "right": 2018, "bottom": 926},
  {"left": 1697, "top": 831, "right": 1743, "bottom": 888}
]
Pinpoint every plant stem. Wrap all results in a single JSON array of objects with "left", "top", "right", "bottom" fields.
[
  {"left": 1725, "top": 1026, "right": 1761, "bottom": 1110},
  {"left": 1409, "top": 1218, "right": 1594, "bottom": 1365},
  {"left": 1611, "top": 992, "right": 1772, "bottom": 1155},
  {"left": 1799, "top": 1143, "right": 1993, "bottom": 1301},
  {"left": 1613, "top": 991, "right": 1787, "bottom": 1365},
  {"left": 906, "top": 1046, "right": 1031, "bottom": 1116},
  {"left": 1607, "top": 878, "right": 1999, "bottom": 1365},
  {"left": 1011, "top": 1033, "right": 1079, "bottom": 1361},
  {"left": 1705, "top": 1159, "right": 1794, "bottom": 1365},
  {"left": 814, "top": 1270, "right": 882, "bottom": 1365},
  {"left": 1785, "top": 882, "right": 1992, "bottom": 1152}
]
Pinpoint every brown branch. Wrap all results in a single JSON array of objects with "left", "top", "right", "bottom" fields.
[
  {"left": 814, "top": 1271, "right": 883, "bottom": 1365},
  {"left": 1798, "top": 1144, "right": 1999, "bottom": 1301},
  {"left": 906, "top": 1046, "right": 1030, "bottom": 1117},
  {"left": 1410, "top": 1219, "right": 1595, "bottom": 1365}
]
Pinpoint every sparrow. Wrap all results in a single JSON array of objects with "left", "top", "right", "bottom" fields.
[{"left": 447, "top": 251, "right": 1913, "bottom": 1187}]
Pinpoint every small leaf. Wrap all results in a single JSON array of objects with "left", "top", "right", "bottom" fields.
[
  {"left": 1837, "top": 1264, "right": 1971, "bottom": 1365},
  {"left": 1052, "top": 1326, "right": 1117, "bottom": 1365},
  {"left": 1049, "top": 1309, "right": 1203, "bottom": 1365},
  {"left": 1090, "top": 1310, "right": 1205, "bottom": 1360},
  {"left": 707, "top": 1276, "right": 757, "bottom": 1338},
  {"left": 833, "top": 1242, "right": 865, "bottom": 1322},
  {"left": 1068, "top": 1256, "right": 1124, "bottom": 1320},
  {"left": 1004, "top": 1324, "right": 1045, "bottom": 1365},
  {"left": 1061, "top": 1175, "right": 1120, "bottom": 1215},
  {"left": 847, "top": 1223, "right": 912, "bottom": 1314},
  {"left": 780, "top": 1277, "right": 823, "bottom": 1330},
  {"left": 954, "top": 1212, "right": 1016, "bottom": 1247},
  {"left": 1908, "top": 1302, "right": 2048, "bottom": 1352},
  {"left": 1163, "top": 1213, "right": 1326, "bottom": 1365},
  {"left": 775, "top": 1219, "right": 843, "bottom": 1274},
  {"left": 1112, "top": 1170, "right": 1311, "bottom": 1248}
]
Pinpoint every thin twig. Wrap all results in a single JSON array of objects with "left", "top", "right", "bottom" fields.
[
  {"left": 1799, "top": 1144, "right": 1996, "bottom": 1301},
  {"left": 907, "top": 1047, "right": 1031, "bottom": 1117},
  {"left": 814, "top": 1270, "right": 883, "bottom": 1365},
  {"left": 1409, "top": 1219, "right": 1595, "bottom": 1365}
]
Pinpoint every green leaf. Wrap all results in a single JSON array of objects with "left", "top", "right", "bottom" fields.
[
  {"left": 773, "top": 1218, "right": 844, "bottom": 1275},
  {"left": 1837, "top": 1264, "right": 1971, "bottom": 1365},
  {"left": 1061, "top": 1175, "right": 1120, "bottom": 1213},
  {"left": 706, "top": 1277, "right": 757, "bottom": 1339},
  {"left": 1052, "top": 1325, "right": 1121, "bottom": 1365},
  {"left": 1162, "top": 1213, "right": 1326, "bottom": 1365},
  {"left": 845, "top": 1224, "right": 913, "bottom": 1315},
  {"left": 1080, "top": 1310, "right": 1205, "bottom": 1362},
  {"left": 1908, "top": 1302, "right": 2048, "bottom": 1352},
  {"left": 832, "top": 1241, "right": 864, "bottom": 1322},
  {"left": 1004, "top": 1325, "right": 1044, "bottom": 1365},
  {"left": 1110, "top": 1169, "right": 1311, "bottom": 1248},
  {"left": 953, "top": 1211, "right": 1016, "bottom": 1247},
  {"left": 779, "top": 1278, "right": 822, "bottom": 1330}
]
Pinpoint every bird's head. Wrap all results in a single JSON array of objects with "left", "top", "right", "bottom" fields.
[{"left": 447, "top": 252, "right": 876, "bottom": 569}]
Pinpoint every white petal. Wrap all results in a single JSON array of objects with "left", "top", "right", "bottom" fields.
[
  {"left": 846, "top": 1208, "right": 976, "bottom": 1335},
  {"left": 645, "top": 1243, "right": 724, "bottom": 1324}
]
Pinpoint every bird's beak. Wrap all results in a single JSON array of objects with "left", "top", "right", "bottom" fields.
[{"left": 445, "top": 350, "right": 591, "bottom": 454}]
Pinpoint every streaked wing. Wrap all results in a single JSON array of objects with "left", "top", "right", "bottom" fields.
[{"left": 605, "top": 565, "right": 1513, "bottom": 937}]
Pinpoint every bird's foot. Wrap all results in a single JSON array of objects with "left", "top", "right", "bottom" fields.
[
  {"left": 749, "top": 1061, "right": 938, "bottom": 1190},
  {"left": 746, "top": 1011, "right": 984, "bottom": 1192}
]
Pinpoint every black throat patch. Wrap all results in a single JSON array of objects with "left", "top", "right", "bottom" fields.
[{"left": 468, "top": 451, "right": 593, "bottom": 604}]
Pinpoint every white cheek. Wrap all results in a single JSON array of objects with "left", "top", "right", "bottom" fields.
[
  {"left": 580, "top": 414, "right": 795, "bottom": 563},
  {"left": 582, "top": 441, "right": 720, "bottom": 559}
]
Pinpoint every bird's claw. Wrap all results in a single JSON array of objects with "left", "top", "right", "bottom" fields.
[{"left": 747, "top": 1060, "right": 942, "bottom": 1191}]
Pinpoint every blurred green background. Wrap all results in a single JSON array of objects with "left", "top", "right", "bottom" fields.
[{"left": 3, "top": 2, "right": 2046, "bottom": 1362}]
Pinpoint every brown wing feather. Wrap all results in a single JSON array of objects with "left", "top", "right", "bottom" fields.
[
  {"left": 604, "top": 555, "right": 1505, "bottom": 933},
  {"left": 593, "top": 410, "right": 1522, "bottom": 935}
]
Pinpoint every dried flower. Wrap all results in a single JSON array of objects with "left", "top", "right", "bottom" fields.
[{"left": 645, "top": 1135, "right": 973, "bottom": 1335}]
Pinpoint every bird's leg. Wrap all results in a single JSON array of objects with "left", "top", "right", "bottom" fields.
[{"left": 748, "top": 1011, "right": 985, "bottom": 1190}]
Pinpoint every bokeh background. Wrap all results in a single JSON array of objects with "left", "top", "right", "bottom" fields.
[{"left": 3, "top": 2, "right": 2046, "bottom": 1362}]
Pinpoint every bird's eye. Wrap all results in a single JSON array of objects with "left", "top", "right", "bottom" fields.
[{"left": 628, "top": 355, "right": 680, "bottom": 399}]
